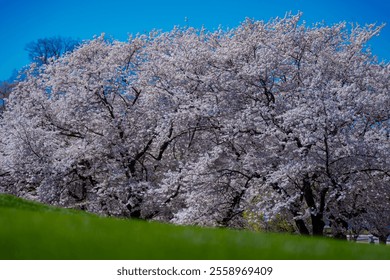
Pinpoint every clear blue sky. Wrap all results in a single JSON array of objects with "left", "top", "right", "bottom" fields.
[{"left": 0, "top": 0, "right": 389, "bottom": 81}]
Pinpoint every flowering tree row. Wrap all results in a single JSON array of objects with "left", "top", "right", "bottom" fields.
[{"left": 1, "top": 14, "right": 389, "bottom": 242}]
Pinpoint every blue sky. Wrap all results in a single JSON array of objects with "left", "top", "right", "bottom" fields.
[{"left": 0, "top": 0, "right": 389, "bottom": 81}]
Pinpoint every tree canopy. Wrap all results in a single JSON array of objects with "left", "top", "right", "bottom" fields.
[{"left": 25, "top": 36, "right": 80, "bottom": 65}]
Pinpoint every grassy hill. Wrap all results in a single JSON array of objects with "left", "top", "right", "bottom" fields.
[{"left": 0, "top": 194, "right": 389, "bottom": 259}]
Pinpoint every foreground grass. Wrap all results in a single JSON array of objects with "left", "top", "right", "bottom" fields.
[{"left": 0, "top": 194, "right": 389, "bottom": 259}]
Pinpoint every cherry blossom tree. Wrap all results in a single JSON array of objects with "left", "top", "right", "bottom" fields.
[
  {"left": 1, "top": 35, "right": 157, "bottom": 216},
  {"left": 139, "top": 15, "right": 390, "bottom": 236},
  {"left": 0, "top": 14, "right": 389, "bottom": 239}
]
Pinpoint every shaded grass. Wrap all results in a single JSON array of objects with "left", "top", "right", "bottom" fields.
[
  {"left": 0, "top": 194, "right": 86, "bottom": 214},
  {"left": 0, "top": 194, "right": 389, "bottom": 259}
]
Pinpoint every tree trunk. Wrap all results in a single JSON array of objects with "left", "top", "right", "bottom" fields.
[
  {"left": 379, "top": 235, "right": 388, "bottom": 245},
  {"left": 332, "top": 218, "right": 348, "bottom": 240},
  {"left": 303, "top": 175, "right": 325, "bottom": 236},
  {"left": 311, "top": 214, "right": 325, "bottom": 236},
  {"left": 295, "top": 219, "right": 310, "bottom": 235}
]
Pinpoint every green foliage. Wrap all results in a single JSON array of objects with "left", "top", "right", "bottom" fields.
[
  {"left": 243, "top": 211, "right": 296, "bottom": 234},
  {"left": 1, "top": 194, "right": 389, "bottom": 260}
]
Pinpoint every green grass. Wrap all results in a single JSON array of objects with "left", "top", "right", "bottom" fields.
[{"left": 0, "top": 194, "right": 389, "bottom": 259}]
